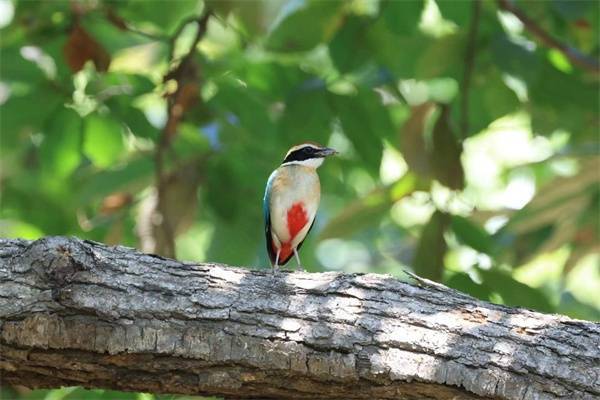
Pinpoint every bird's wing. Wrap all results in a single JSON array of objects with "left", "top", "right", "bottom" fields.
[
  {"left": 263, "top": 170, "right": 277, "bottom": 265},
  {"left": 295, "top": 217, "right": 315, "bottom": 252}
]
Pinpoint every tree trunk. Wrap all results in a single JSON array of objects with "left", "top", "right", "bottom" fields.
[{"left": 0, "top": 237, "right": 598, "bottom": 400}]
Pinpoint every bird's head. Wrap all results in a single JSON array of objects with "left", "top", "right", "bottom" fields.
[{"left": 281, "top": 142, "right": 337, "bottom": 169}]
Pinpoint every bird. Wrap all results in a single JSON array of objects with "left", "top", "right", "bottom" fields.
[{"left": 263, "top": 142, "right": 337, "bottom": 272}]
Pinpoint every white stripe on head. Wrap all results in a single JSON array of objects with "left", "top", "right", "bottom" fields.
[{"left": 282, "top": 157, "right": 325, "bottom": 168}]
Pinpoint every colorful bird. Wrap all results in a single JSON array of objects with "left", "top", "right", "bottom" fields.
[{"left": 263, "top": 142, "right": 337, "bottom": 271}]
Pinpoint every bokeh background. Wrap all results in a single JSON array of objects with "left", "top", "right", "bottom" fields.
[{"left": 1, "top": 0, "right": 599, "bottom": 398}]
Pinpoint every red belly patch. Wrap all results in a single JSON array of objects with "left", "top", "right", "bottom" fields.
[
  {"left": 271, "top": 202, "right": 308, "bottom": 265},
  {"left": 274, "top": 240, "right": 292, "bottom": 264},
  {"left": 287, "top": 202, "right": 308, "bottom": 239}
]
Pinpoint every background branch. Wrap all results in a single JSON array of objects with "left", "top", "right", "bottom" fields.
[
  {"left": 152, "top": 11, "right": 211, "bottom": 258},
  {"left": 460, "top": 0, "right": 482, "bottom": 138},
  {"left": 497, "top": 0, "right": 600, "bottom": 73}
]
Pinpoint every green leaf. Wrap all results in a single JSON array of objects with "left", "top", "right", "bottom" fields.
[
  {"left": 550, "top": 0, "right": 595, "bottom": 20},
  {"left": 242, "top": 62, "right": 311, "bottom": 100},
  {"left": 496, "top": 157, "right": 600, "bottom": 265},
  {"left": 76, "top": 157, "right": 153, "bottom": 206},
  {"left": 413, "top": 210, "right": 450, "bottom": 281},
  {"left": 209, "top": 78, "right": 274, "bottom": 138},
  {"left": 108, "top": 99, "right": 159, "bottom": 140},
  {"left": 0, "top": 46, "right": 46, "bottom": 83},
  {"left": 415, "top": 33, "right": 464, "bottom": 80},
  {"left": 367, "top": 19, "right": 429, "bottom": 78},
  {"left": 94, "top": 73, "right": 156, "bottom": 98},
  {"left": 39, "top": 107, "right": 83, "bottom": 177},
  {"left": 0, "top": 219, "right": 45, "bottom": 240},
  {"left": 491, "top": 35, "right": 541, "bottom": 83},
  {"left": 491, "top": 34, "right": 598, "bottom": 140},
  {"left": 558, "top": 292, "right": 600, "bottom": 321},
  {"left": 329, "top": 16, "right": 373, "bottom": 73},
  {"left": 332, "top": 89, "right": 394, "bottom": 174},
  {"left": 464, "top": 69, "right": 520, "bottom": 136},
  {"left": 205, "top": 158, "right": 239, "bottom": 221},
  {"left": 113, "top": 0, "right": 203, "bottom": 36},
  {"left": 436, "top": 0, "right": 471, "bottom": 25},
  {"left": 0, "top": 86, "right": 65, "bottom": 154},
  {"left": 279, "top": 86, "right": 331, "bottom": 142},
  {"left": 445, "top": 271, "right": 493, "bottom": 301},
  {"left": 319, "top": 174, "right": 418, "bottom": 240},
  {"left": 451, "top": 215, "right": 495, "bottom": 255},
  {"left": 172, "top": 122, "right": 210, "bottom": 159},
  {"left": 528, "top": 63, "right": 598, "bottom": 140},
  {"left": 380, "top": 0, "right": 423, "bottom": 35},
  {"left": 266, "top": 0, "right": 343, "bottom": 52},
  {"left": 478, "top": 268, "right": 555, "bottom": 313},
  {"left": 83, "top": 113, "right": 126, "bottom": 168}
]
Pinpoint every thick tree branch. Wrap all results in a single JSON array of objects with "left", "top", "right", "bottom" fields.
[
  {"left": 1, "top": 237, "right": 599, "bottom": 399},
  {"left": 497, "top": 0, "right": 600, "bottom": 74}
]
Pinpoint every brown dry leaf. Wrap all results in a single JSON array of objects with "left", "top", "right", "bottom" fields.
[
  {"left": 100, "top": 192, "right": 133, "bottom": 215},
  {"left": 63, "top": 24, "right": 111, "bottom": 73},
  {"left": 431, "top": 104, "right": 465, "bottom": 190},
  {"left": 399, "top": 102, "right": 435, "bottom": 179}
]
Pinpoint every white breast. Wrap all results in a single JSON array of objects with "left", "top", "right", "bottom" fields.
[{"left": 269, "top": 165, "right": 320, "bottom": 247}]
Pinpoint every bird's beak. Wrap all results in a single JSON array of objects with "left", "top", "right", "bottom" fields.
[{"left": 318, "top": 147, "right": 338, "bottom": 157}]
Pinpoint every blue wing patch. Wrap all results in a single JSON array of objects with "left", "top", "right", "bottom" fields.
[{"left": 263, "top": 171, "right": 277, "bottom": 266}]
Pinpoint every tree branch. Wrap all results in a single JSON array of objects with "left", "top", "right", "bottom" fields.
[
  {"left": 1, "top": 237, "right": 599, "bottom": 399},
  {"left": 497, "top": 0, "right": 599, "bottom": 74},
  {"left": 152, "top": 11, "right": 211, "bottom": 258},
  {"left": 460, "top": 0, "right": 482, "bottom": 138}
]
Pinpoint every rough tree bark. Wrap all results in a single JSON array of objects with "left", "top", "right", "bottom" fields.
[{"left": 0, "top": 237, "right": 598, "bottom": 400}]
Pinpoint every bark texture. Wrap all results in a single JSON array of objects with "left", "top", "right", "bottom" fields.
[{"left": 0, "top": 237, "right": 598, "bottom": 400}]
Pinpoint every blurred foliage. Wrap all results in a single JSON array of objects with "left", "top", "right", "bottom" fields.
[{"left": 0, "top": 0, "right": 599, "bottom": 396}]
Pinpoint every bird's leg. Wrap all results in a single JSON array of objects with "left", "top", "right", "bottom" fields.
[
  {"left": 293, "top": 248, "right": 303, "bottom": 272},
  {"left": 273, "top": 250, "right": 281, "bottom": 275}
]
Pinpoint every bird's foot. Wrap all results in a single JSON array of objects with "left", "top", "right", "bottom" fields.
[
  {"left": 296, "top": 264, "right": 305, "bottom": 272},
  {"left": 271, "top": 265, "right": 280, "bottom": 276}
]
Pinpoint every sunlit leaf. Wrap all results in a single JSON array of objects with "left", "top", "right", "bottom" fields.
[
  {"left": 0, "top": 219, "right": 45, "bottom": 240},
  {"left": 319, "top": 174, "right": 418, "bottom": 240},
  {"left": 39, "top": 107, "right": 82, "bottom": 177},
  {"left": 558, "top": 291, "right": 600, "bottom": 321},
  {"left": 451, "top": 216, "right": 494, "bottom": 255},
  {"left": 76, "top": 157, "right": 153, "bottom": 206},
  {"left": 332, "top": 89, "right": 394, "bottom": 174},
  {"left": 266, "top": 0, "right": 343, "bottom": 52},
  {"left": 113, "top": 0, "right": 203, "bottom": 36},
  {"left": 83, "top": 113, "right": 126, "bottom": 168},
  {"left": 477, "top": 268, "right": 555, "bottom": 313},
  {"left": 445, "top": 271, "right": 493, "bottom": 301}
]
